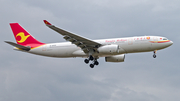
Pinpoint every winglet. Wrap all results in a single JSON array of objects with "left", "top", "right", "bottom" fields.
[{"left": 43, "top": 20, "right": 52, "bottom": 25}]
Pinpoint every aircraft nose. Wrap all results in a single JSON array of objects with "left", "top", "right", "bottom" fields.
[
  {"left": 167, "top": 40, "right": 173, "bottom": 47},
  {"left": 170, "top": 41, "right": 173, "bottom": 45}
]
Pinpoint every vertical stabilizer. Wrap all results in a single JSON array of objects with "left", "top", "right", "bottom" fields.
[{"left": 10, "top": 23, "right": 45, "bottom": 48}]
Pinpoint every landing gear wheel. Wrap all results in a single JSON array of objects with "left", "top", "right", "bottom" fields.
[
  {"left": 89, "top": 55, "right": 94, "bottom": 61},
  {"left": 84, "top": 59, "right": 89, "bottom": 64},
  {"left": 153, "top": 54, "right": 156, "bottom": 58},
  {"left": 94, "top": 61, "right": 99, "bottom": 65},
  {"left": 90, "top": 64, "right": 94, "bottom": 68}
]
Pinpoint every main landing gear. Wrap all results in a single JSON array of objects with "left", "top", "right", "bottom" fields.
[
  {"left": 153, "top": 50, "right": 157, "bottom": 58},
  {"left": 84, "top": 55, "right": 99, "bottom": 68}
]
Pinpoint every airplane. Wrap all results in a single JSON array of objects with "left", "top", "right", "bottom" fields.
[{"left": 5, "top": 20, "right": 173, "bottom": 68}]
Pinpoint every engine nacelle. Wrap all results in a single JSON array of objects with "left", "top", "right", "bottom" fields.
[
  {"left": 97, "top": 44, "right": 119, "bottom": 54},
  {"left": 105, "top": 54, "right": 125, "bottom": 62}
]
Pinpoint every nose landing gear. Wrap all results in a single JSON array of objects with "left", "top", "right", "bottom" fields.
[
  {"left": 153, "top": 54, "right": 156, "bottom": 58},
  {"left": 153, "top": 50, "right": 157, "bottom": 58}
]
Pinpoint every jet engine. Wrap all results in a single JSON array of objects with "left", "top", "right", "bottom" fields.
[
  {"left": 97, "top": 44, "right": 119, "bottom": 54},
  {"left": 105, "top": 54, "right": 125, "bottom": 62}
]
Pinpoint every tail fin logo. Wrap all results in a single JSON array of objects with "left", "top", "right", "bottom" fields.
[{"left": 16, "top": 32, "right": 30, "bottom": 43}]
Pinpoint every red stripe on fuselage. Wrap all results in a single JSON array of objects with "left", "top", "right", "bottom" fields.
[{"left": 150, "top": 40, "right": 170, "bottom": 43}]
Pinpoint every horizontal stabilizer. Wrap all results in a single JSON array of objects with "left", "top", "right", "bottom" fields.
[{"left": 5, "top": 41, "right": 31, "bottom": 51}]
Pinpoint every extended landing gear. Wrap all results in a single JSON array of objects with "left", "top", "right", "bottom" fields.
[
  {"left": 153, "top": 50, "right": 157, "bottom": 58},
  {"left": 89, "top": 60, "right": 99, "bottom": 68},
  {"left": 84, "top": 55, "right": 93, "bottom": 64},
  {"left": 153, "top": 54, "right": 156, "bottom": 58},
  {"left": 90, "top": 64, "right": 94, "bottom": 68},
  {"left": 84, "top": 55, "right": 99, "bottom": 68},
  {"left": 94, "top": 61, "right": 99, "bottom": 65},
  {"left": 84, "top": 59, "right": 89, "bottom": 64}
]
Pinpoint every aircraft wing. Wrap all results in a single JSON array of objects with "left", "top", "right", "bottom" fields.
[{"left": 43, "top": 20, "right": 102, "bottom": 53}]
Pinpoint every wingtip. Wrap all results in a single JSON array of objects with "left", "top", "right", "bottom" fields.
[{"left": 43, "top": 20, "right": 52, "bottom": 25}]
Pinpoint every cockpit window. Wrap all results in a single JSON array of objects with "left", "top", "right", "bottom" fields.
[{"left": 163, "top": 38, "right": 168, "bottom": 40}]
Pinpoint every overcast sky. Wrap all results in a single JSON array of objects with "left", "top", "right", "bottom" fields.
[{"left": 0, "top": 0, "right": 179, "bottom": 101}]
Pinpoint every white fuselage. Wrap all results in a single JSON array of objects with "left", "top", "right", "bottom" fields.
[{"left": 21, "top": 36, "right": 173, "bottom": 58}]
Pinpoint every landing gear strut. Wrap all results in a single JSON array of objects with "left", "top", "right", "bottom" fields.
[
  {"left": 153, "top": 50, "right": 157, "bottom": 58},
  {"left": 84, "top": 55, "right": 99, "bottom": 68}
]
